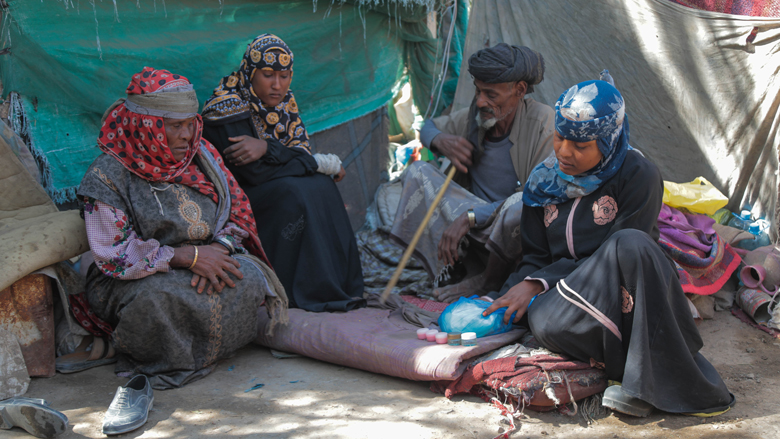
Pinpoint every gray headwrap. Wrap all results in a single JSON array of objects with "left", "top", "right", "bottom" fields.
[
  {"left": 101, "top": 85, "right": 199, "bottom": 123},
  {"left": 468, "top": 43, "right": 545, "bottom": 92}
]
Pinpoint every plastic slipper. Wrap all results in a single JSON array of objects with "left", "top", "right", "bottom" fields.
[
  {"left": 683, "top": 393, "right": 737, "bottom": 418},
  {"left": 0, "top": 399, "right": 68, "bottom": 438},
  {"left": 2, "top": 397, "right": 50, "bottom": 407},
  {"left": 55, "top": 336, "right": 116, "bottom": 374}
]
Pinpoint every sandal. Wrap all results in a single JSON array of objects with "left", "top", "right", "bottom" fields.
[{"left": 55, "top": 335, "right": 116, "bottom": 374}]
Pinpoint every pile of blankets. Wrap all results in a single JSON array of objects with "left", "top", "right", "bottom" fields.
[{"left": 657, "top": 204, "right": 742, "bottom": 296}]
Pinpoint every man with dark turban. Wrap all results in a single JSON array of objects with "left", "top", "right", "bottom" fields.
[{"left": 389, "top": 43, "right": 554, "bottom": 302}]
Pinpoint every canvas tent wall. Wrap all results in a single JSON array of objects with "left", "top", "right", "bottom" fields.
[
  {"left": 454, "top": 0, "right": 780, "bottom": 238},
  {"left": 0, "top": 0, "right": 465, "bottom": 229}
]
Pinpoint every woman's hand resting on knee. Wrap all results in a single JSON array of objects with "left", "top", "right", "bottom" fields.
[
  {"left": 483, "top": 280, "right": 544, "bottom": 324},
  {"left": 172, "top": 244, "right": 243, "bottom": 295}
]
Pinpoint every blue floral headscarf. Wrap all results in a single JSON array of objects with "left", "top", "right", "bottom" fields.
[{"left": 523, "top": 73, "right": 632, "bottom": 207}]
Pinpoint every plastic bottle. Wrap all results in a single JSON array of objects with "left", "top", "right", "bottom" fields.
[
  {"left": 738, "top": 219, "right": 772, "bottom": 251},
  {"left": 727, "top": 210, "right": 752, "bottom": 231}
]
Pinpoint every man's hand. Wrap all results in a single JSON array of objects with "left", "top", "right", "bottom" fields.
[
  {"left": 438, "top": 212, "right": 470, "bottom": 266},
  {"left": 431, "top": 133, "right": 473, "bottom": 173},
  {"left": 225, "top": 136, "right": 268, "bottom": 166},
  {"left": 482, "top": 280, "right": 545, "bottom": 324}
]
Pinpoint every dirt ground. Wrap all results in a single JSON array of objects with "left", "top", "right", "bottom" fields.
[{"left": 5, "top": 309, "right": 780, "bottom": 439}]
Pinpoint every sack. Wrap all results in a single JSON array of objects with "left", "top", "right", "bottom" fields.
[
  {"left": 438, "top": 297, "right": 514, "bottom": 338},
  {"left": 662, "top": 177, "right": 728, "bottom": 215}
]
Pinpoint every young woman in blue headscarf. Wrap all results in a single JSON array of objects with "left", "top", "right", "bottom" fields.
[
  {"left": 483, "top": 75, "right": 735, "bottom": 417},
  {"left": 201, "top": 34, "right": 365, "bottom": 312}
]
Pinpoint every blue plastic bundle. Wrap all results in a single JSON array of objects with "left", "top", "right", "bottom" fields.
[{"left": 438, "top": 297, "right": 515, "bottom": 338}]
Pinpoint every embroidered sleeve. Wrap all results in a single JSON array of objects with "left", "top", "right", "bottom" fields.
[{"left": 83, "top": 197, "right": 175, "bottom": 279}]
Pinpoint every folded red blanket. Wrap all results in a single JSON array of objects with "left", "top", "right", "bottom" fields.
[{"left": 432, "top": 345, "right": 607, "bottom": 413}]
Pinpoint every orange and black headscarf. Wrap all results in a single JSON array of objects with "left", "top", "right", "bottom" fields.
[{"left": 202, "top": 34, "right": 310, "bottom": 152}]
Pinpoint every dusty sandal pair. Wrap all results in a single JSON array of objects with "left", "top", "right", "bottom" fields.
[
  {"left": 0, "top": 397, "right": 68, "bottom": 438},
  {"left": 55, "top": 335, "right": 116, "bottom": 374}
]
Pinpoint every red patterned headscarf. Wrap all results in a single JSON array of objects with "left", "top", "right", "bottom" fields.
[{"left": 97, "top": 67, "right": 269, "bottom": 264}]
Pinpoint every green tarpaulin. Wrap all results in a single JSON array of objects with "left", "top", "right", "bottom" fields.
[{"left": 1, "top": 0, "right": 441, "bottom": 202}]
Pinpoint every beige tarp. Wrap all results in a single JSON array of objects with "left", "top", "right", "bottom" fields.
[
  {"left": 454, "top": 0, "right": 780, "bottom": 238},
  {"left": 0, "top": 128, "right": 89, "bottom": 291}
]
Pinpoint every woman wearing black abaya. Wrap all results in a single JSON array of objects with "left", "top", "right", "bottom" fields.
[
  {"left": 483, "top": 75, "right": 735, "bottom": 417},
  {"left": 202, "top": 34, "right": 365, "bottom": 312}
]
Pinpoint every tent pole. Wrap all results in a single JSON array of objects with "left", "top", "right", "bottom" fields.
[{"left": 380, "top": 165, "right": 457, "bottom": 304}]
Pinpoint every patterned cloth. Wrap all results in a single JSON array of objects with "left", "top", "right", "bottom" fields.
[
  {"left": 399, "top": 295, "right": 450, "bottom": 313},
  {"left": 390, "top": 162, "right": 526, "bottom": 281},
  {"left": 82, "top": 198, "right": 244, "bottom": 280},
  {"left": 657, "top": 204, "right": 742, "bottom": 295},
  {"left": 358, "top": 227, "right": 433, "bottom": 298},
  {"left": 79, "top": 149, "right": 287, "bottom": 389},
  {"left": 96, "top": 67, "right": 268, "bottom": 263},
  {"left": 68, "top": 292, "right": 113, "bottom": 338},
  {"left": 83, "top": 199, "right": 172, "bottom": 279},
  {"left": 202, "top": 34, "right": 310, "bottom": 152},
  {"left": 433, "top": 343, "right": 607, "bottom": 411},
  {"left": 669, "top": 0, "right": 780, "bottom": 17},
  {"left": 523, "top": 75, "right": 633, "bottom": 207}
]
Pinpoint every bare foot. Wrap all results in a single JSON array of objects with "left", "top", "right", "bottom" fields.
[{"left": 433, "top": 273, "right": 488, "bottom": 303}]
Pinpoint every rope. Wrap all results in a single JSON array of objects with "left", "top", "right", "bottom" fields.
[{"left": 149, "top": 183, "right": 173, "bottom": 216}]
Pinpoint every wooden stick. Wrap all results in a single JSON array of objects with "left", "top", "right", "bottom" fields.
[{"left": 380, "top": 165, "right": 458, "bottom": 304}]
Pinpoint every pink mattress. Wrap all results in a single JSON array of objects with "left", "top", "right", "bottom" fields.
[{"left": 255, "top": 306, "right": 525, "bottom": 381}]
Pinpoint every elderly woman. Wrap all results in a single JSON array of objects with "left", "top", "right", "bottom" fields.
[
  {"left": 78, "top": 67, "right": 287, "bottom": 390},
  {"left": 201, "top": 34, "right": 365, "bottom": 312},
  {"left": 484, "top": 76, "right": 734, "bottom": 416}
]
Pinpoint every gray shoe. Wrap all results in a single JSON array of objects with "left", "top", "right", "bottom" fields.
[
  {"left": 2, "top": 397, "right": 50, "bottom": 407},
  {"left": 0, "top": 398, "right": 68, "bottom": 438},
  {"left": 602, "top": 385, "right": 653, "bottom": 417},
  {"left": 102, "top": 375, "right": 154, "bottom": 436}
]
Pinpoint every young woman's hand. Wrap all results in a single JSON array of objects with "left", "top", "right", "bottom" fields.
[
  {"left": 482, "top": 280, "right": 545, "bottom": 324},
  {"left": 333, "top": 166, "right": 346, "bottom": 182},
  {"left": 225, "top": 136, "right": 268, "bottom": 166}
]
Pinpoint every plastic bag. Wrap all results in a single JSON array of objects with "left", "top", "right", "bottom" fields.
[
  {"left": 438, "top": 297, "right": 514, "bottom": 338},
  {"left": 662, "top": 177, "right": 728, "bottom": 215}
]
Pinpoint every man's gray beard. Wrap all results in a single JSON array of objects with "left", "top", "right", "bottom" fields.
[{"left": 476, "top": 112, "right": 498, "bottom": 130}]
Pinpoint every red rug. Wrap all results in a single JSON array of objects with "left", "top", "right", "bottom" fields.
[{"left": 400, "top": 295, "right": 449, "bottom": 313}]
